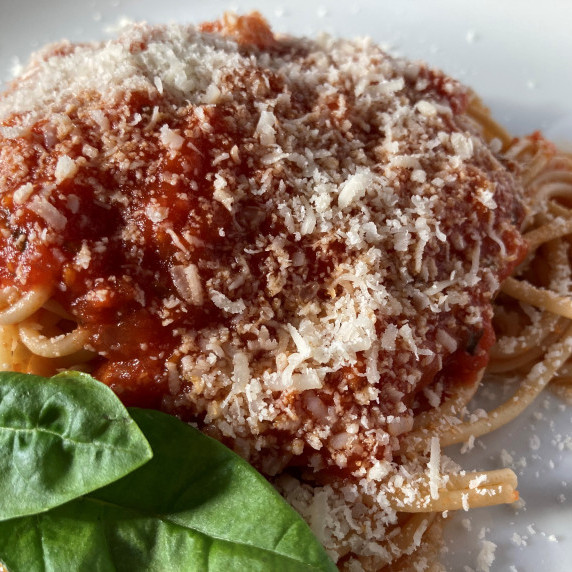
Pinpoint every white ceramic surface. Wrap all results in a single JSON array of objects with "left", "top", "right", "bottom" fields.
[{"left": 1, "top": 1, "right": 571, "bottom": 570}]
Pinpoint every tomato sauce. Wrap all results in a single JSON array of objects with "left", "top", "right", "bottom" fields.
[{"left": 0, "top": 15, "right": 527, "bottom": 476}]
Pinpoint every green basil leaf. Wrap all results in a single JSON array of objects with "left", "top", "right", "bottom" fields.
[
  {"left": 0, "top": 408, "right": 337, "bottom": 572},
  {"left": 0, "top": 371, "right": 153, "bottom": 521}
]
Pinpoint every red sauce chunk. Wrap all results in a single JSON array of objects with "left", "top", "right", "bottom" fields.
[{"left": 0, "top": 14, "right": 526, "bottom": 477}]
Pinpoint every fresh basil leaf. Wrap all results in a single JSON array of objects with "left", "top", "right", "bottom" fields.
[
  {"left": 0, "top": 371, "right": 153, "bottom": 522},
  {"left": 0, "top": 408, "right": 337, "bottom": 572}
]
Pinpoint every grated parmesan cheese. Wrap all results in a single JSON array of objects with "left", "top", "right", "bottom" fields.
[
  {"left": 28, "top": 195, "right": 67, "bottom": 230},
  {"left": 210, "top": 290, "right": 246, "bottom": 314},
  {"left": 170, "top": 264, "right": 203, "bottom": 306},
  {"left": 159, "top": 123, "right": 185, "bottom": 150},
  {"left": 428, "top": 436, "right": 441, "bottom": 500}
]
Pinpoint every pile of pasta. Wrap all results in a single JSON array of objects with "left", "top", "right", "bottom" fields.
[{"left": 0, "top": 16, "right": 571, "bottom": 569}]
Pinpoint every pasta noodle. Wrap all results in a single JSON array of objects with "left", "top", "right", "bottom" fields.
[
  {"left": 18, "top": 320, "right": 90, "bottom": 358},
  {"left": 0, "top": 285, "right": 52, "bottom": 325},
  {"left": 1, "top": 13, "right": 571, "bottom": 570}
]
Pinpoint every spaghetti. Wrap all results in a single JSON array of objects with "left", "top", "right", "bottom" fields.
[{"left": 0, "top": 12, "right": 571, "bottom": 570}]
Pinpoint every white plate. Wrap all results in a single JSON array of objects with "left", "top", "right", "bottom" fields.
[{"left": 1, "top": 1, "right": 571, "bottom": 570}]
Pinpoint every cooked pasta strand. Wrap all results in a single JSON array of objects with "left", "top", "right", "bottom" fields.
[
  {"left": 439, "top": 322, "right": 572, "bottom": 447},
  {"left": 501, "top": 278, "right": 572, "bottom": 320},
  {"left": 18, "top": 321, "right": 91, "bottom": 358},
  {"left": 0, "top": 286, "right": 52, "bottom": 325}
]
